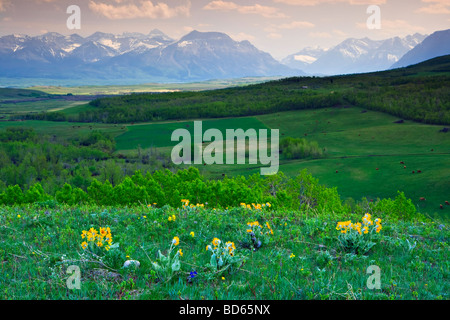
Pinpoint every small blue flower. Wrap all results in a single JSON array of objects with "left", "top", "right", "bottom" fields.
[{"left": 190, "top": 271, "right": 198, "bottom": 278}]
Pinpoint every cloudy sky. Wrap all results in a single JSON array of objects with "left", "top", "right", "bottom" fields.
[{"left": 0, "top": 0, "right": 449, "bottom": 59}]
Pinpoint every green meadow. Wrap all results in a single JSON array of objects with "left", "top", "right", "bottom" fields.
[{"left": 108, "top": 107, "right": 450, "bottom": 221}]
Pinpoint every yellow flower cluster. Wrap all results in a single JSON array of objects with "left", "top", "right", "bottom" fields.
[
  {"left": 168, "top": 214, "right": 176, "bottom": 222},
  {"left": 246, "top": 220, "right": 273, "bottom": 235},
  {"left": 172, "top": 236, "right": 180, "bottom": 246},
  {"left": 336, "top": 213, "right": 382, "bottom": 235},
  {"left": 225, "top": 241, "right": 236, "bottom": 256},
  {"left": 181, "top": 199, "right": 206, "bottom": 209},
  {"left": 206, "top": 238, "right": 236, "bottom": 257},
  {"left": 240, "top": 202, "right": 271, "bottom": 210},
  {"left": 81, "top": 227, "right": 113, "bottom": 251},
  {"left": 212, "top": 237, "right": 221, "bottom": 248}
]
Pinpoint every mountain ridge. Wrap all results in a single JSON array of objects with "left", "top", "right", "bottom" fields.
[{"left": 0, "top": 30, "right": 300, "bottom": 84}]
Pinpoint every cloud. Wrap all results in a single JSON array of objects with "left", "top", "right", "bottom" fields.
[
  {"left": 332, "top": 29, "right": 348, "bottom": 37},
  {"left": 264, "top": 20, "right": 315, "bottom": 33},
  {"left": 309, "top": 31, "right": 332, "bottom": 38},
  {"left": 203, "top": 1, "right": 288, "bottom": 18},
  {"left": 416, "top": 0, "right": 450, "bottom": 14},
  {"left": 0, "top": 0, "right": 10, "bottom": 12},
  {"left": 356, "top": 19, "right": 427, "bottom": 35},
  {"left": 88, "top": 0, "right": 191, "bottom": 20},
  {"left": 273, "top": 0, "right": 386, "bottom": 6},
  {"left": 230, "top": 32, "right": 256, "bottom": 42},
  {"left": 267, "top": 32, "right": 283, "bottom": 39},
  {"left": 277, "top": 21, "right": 315, "bottom": 29}
]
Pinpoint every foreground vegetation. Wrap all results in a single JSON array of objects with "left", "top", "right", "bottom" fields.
[{"left": 0, "top": 192, "right": 447, "bottom": 300}]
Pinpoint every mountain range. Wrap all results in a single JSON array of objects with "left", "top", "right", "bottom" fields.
[
  {"left": 282, "top": 33, "right": 427, "bottom": 75},
  {"left": 0, "top": 28, "right": 449, "bottom": 85},
  {"left": 0, "top": 29, "right": 299, "bottom": 84},
  {"left": 391, "top": 29, "right": 450, "bottom": 69}
]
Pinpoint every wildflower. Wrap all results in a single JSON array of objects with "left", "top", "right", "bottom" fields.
[
  {"left": 96, "top": 241, "right": 103, "bottom": 247},
  {"left": 212, "top": 238, "right": 221, "bottom": 247},
  {"left": 221, "top": 277, "right": 225, "bottom": 280},
  {"left": 225, "top": 241, "right": 236, "bottom": 254},
  {"left": 172, "top": 236, "right": 180, "bottom": 246},
  {"left": 375, "top": 224, "right": 382, "bottom": 233},
  {"left": 246, "top": 229, "right": 253, "bottom": 233},
  {"left": 168, "top": 216, "right": 172, "bottom": 221},
  {"left": 206, "top": 245, "right": 212, "bottom": 251},
  {"left": 143, "top": 216, "right": 147, "bottom": 219},
  {"left": 105, "top": 245, "right": 110, "bottom": 251},
  {"left": 190, "top": 231, "right": 195, "bottom": 237},
  {"left": 17, "top": 215, "right": 21, "bottom": 218},
  {"left": 81, "top": 242, "right": 88, "bottom": 250},
  {"left": 81, "top": 230, "right": 87, "bottom": 239},
  {"left": 178, "top": 249, "right": 183, "bottom": 257},
  {"left": 290, "top": 253, "right": 295, "bottom": 258},
  {"left": 190, "top": 271, "right": 198, "bottom": 279},
  {"left": 362, "top": 226, "right": 369, "bottom": 234}
]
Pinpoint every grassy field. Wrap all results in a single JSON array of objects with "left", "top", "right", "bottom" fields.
[
  {"left": 115, "top": 117, "right": 270, "bottom": 150},
  {"left": 26, "top": 77, "right": 281, "bottom": 96},
  {"left": 0, "top": 104, "right": 448, "bottom": 221},
  {"left": 0, "top": 203, "right": 447, "bottom": 300},
  {"left": 108, "top": 107, "right": 450, "bottom": 221},
  {"left": 0, "top": 120, "right": 124, "bottom": 139}
]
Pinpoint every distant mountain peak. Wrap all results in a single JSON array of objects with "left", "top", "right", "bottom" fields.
[
  {"left": 391, "top": 29, "right": 450, "bottom": 69},
  {"left": 282, "top": 32, "right": 427, "bottom": 75},
  {"left": 180, "top": 30, "right": 232, "bottom": 42}
]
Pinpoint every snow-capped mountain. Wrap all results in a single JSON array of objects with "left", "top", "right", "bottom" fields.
[
  {"left": 391, "top": 29, "right": 450, "bottom": 69},
  {"left": 107, "top": 30, "right": 300, "bottom": 80},
  {"left": 0, "top": 30, "right": 299, "bottom": 83},
  {"left": 282, "top": 33, "right": 426, "bottom": 75},
  {"left": 281, "top": 47, "right": 328, "bottom": 71}
]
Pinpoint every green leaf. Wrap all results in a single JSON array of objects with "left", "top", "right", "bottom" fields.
[
  {"left": 171, "top": 258, "right": 180, "bottom": 272},
  {"left": 210, "top": 253, "right": 217, "bottom": 269}
]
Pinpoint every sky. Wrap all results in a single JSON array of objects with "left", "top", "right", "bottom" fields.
[{"left": 0, "top": 0, "right": 449, "bottom": 60}]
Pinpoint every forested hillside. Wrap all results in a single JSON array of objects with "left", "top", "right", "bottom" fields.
[{"left": 20, "top": 55, "right": 450, "bottom": 125}]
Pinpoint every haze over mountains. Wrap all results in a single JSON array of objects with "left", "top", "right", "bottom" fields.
[
  {"left": 0, "top": 28, "right": 449, "bottom": 85},
  {"left": 0, "top": 29, "right": 299, "bottom": 84},
  {"left": 283, "top": 33, "right": 427, "bottom": 75}
]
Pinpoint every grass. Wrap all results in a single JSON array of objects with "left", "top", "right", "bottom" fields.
[
  {"left": 26, "top": 77, "right": 281, "bottom": 96},
  {"left": 0, "top": 120, "right": 124, "bottom": 139},
  {"left": 0, "top": 203, "right": 447, "bottom": 300},
  {"left": 0, "top": 100, "right": 87, "bottom": 118},
  {"left": 112, "top": 107, "right": 449, "bottom": 220},
  {"left": 115, "top": 117, "right": 269, "bottom": 150}
]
